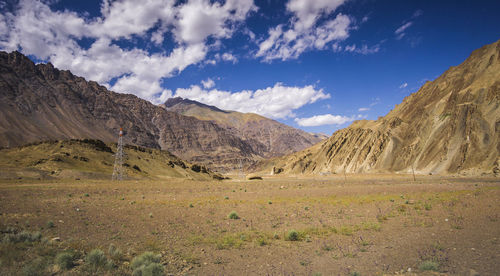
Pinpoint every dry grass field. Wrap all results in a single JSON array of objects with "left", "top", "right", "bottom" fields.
[{"left": 0, "top": 175, "right": 499, "bottom": 275}]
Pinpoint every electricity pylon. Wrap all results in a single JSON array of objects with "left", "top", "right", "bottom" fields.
[{"left": 112, "top": 127, "right": 124, "bottom": 181}]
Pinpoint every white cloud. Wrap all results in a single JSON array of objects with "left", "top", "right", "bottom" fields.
[
  {"left": 221, "top": 52, "right": 237, "bottom": 63},
  {"left": 256, "top": 0, "right": 351, "bottom": 61},
  {"left": 395, "top": 22, "right": 413, "bottom": 35},
  {"left": 0, "top": 0, "right": 255, "bottom": 102},
  {"left": 174, "top": 83, "right": 330, "bottom": 119},
  {"left": 174, "top": 0, "right": 257, "bottom": 44},
  {"left": 294, "top": 114, "right": 354, "bottom": 127},
  {"left": 344, "top": 43, "right": 380, "bottom": 55},
  {"left": 394, "top": 11, "right": 421, "bottom": 40},
  {"left": 201, "top": 78, "right": 215, "bottom": 89},
  {"left": 399, "top": 82, "right": 408, "bottom": 89},
  {"left": 358, "top": 107, "right": 370, "bottom": 112}
]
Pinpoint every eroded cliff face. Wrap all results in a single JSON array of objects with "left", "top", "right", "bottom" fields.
[
  {"left": 260, "top": 40, "right": 500, "bottom": 176},
  {"left": 0, "top": 51, "right": 258, "bottom": 171}
]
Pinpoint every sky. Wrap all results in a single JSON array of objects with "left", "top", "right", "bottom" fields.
[{"left": 0, "top": 0, "right": 499, "bottom": 135}]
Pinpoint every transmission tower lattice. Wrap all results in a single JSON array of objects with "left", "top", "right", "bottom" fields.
[{"left": 112, "top": 128, "right": 124, "bottom": 181}]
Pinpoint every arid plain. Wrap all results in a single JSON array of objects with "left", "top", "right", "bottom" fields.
[{"left": 1, "top": 175, "right": 498, "bottom": 275}]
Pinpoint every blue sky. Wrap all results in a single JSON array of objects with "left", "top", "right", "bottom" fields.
[{"left": 1, "top": 0, "right": 499, "bottom": 134}]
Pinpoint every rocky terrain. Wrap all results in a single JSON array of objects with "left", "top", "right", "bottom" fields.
[
  {"left": 258, "top": 39, "right": 500, "bottom": 176},
  {"left": 0, "top": 51, "right": 319, "bottom": 171},
  {"left": 162, "top": 97, "right": 325, "bottom": 159},
  {"left": 0, "top": 139, "right": 221, "bottom": 181}
]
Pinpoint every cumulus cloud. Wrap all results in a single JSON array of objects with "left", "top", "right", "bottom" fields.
[
  {"left": 256, "top": 0, "right": 351, "bottom": 61},
  {"left": 294, "top": 114, "right": 354, "bottom": 127},
  {"left": 0, "top": 0, "right": 256, "bottom": 102},
  {"left": 399, "top": 82, "right": 408, "bottom": 89},
  {"left": 221, "top": 52, "right": 237, "bottom": 63},
  {"left": 174, "top": 83, "right": 330, "bottom": 119},
  {"left": 174, "top": 0, "right": 257, "bottom": 44},
  {"left": 201, "top": 78, "right": 215, "bottom": 89}
]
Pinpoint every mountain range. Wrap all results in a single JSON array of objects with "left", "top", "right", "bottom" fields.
[
  {"left": 256, "top": 39, "right": 500, "bottom": 176},
  {"left": 0, "top": 51, "right": 323, "bottom": 171}
]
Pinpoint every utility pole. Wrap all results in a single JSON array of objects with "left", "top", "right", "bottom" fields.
[{"left": 112, "top": 127, "right": 124, "bottom": 181}]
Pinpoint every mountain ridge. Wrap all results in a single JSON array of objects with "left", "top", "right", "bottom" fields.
[
  {"left": 0, "top": 51, "right": 324, "bottom": 171},
  {"left": 256, "top": 39, "right": 500, "bottom": 176},
  {"left": 0, "top": 51, "right": 259, "bottom": 170},
  {"left": 162, "top": 96, "right": 325, "bottom": 159}
]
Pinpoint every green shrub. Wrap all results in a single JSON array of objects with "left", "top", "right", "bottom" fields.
[
  {"left": 46, "top": 221, "right": 55, "bottom": 228},
  {"left": 419, "top": 260, "right": 439, "bottom": 271},
  {"left": 86, "top": 249, "right": 107, "bottom": 272},
  {"left": 22, "top": 257, "right": 47, "bottom": 276},
  {"left": 3, "top": 230, "right": 42, "bottom": 244},
  {"left": 108, "top": 244, "right": 122, "bottom": 261},
  {"left": 228, "top": 211, "right": 239, "bottom": 220},
  {"left": 131, "top": 252, "right": 163, "bottom": 276},
  {"left": 256, "top": 237, "right": 267, "bottom": 246},
  {"left": 55, "top": 252, "right": 74, "bottom": 270},
  {"left": 286, "top": 230, "right": 299, "bottom": 241}
]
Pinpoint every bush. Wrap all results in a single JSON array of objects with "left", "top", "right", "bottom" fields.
[
  {"left": 419, "top": 260, "right": 439, "bottom": 271},
  {"left": 131, "top": 252, "right": 163, "bottom": 276},
  {"left": 286, "top": 230, "right": 299, "bottom": 241},
  {"left": 108, "top": 244, "right": 123, "bottom": 261},
  {"left": 46, "top": 221, "right": 55, "bottom": 228},
  {"left": 3, "top": 230, "right": 42, "bottom": 244},
  {"left": 22, "top": 257, "right": 47, "bottom": 276},
  {"left": 86, "top": 249, "right": 107, "bottom": 272},
  {"left": 55, "top": 252, "right": 74, "bottom": 270},
  {"left": 228, "top": 211, "right": 239, "bottom": 220}
]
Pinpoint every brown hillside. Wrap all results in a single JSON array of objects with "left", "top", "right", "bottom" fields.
[
  {"left": 0, "top": 51, "right": 260, "bottom": 171},
  {"left": 162, "top": 97, "right": 325, "bottom": 158},
  {"left": 257, "top": 39, "right": 500, "bottom": 176},
  {"left": 0, "top": 139, "right": 221, "bottom": 180}
]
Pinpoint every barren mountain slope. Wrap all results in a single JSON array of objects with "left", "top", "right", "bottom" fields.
[
  {"left": 0, "top": 51, "right": 258, "bottom": 170},
  {"left": 0, "top": 139, "right": 221, "bottom": 180},
  {"left": 162, "top": 97, "right": 326, "bottom": 158},
  {"left": 258, "top": 39, "right": 500, "bottom": 176}
]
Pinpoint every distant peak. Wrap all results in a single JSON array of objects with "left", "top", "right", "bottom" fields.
[{"left": 164, "top": 97, "right": 229, "bottom": 113}]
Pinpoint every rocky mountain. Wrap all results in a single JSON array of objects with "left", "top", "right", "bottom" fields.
[
  {"left": 257, "top": 39, "right": 500, "bottom": 176},
  {"left": 162, "top": 97, "right": 325, "bottom": 159},
  {"left": 0, "top": 51, "right": 260, "bottom": 171}
]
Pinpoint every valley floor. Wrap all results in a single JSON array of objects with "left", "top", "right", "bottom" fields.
[{"left": 0, "top": 175, "right": 499, "bottom": 275}]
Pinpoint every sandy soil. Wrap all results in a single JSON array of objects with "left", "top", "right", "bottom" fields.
[{"left": 0, "top": 174, "right": 499, "bottom": 275}]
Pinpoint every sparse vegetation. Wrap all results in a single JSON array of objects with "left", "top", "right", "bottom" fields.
[
  {"left": 55, "top": 252, "right": 74, "bottom": 270},
  {"left": 131, "top": 252, "right": 163, "bottom": 276},
  {"left": 22, "top": 257, "right": 48, "bottom": 276},
  {"left": 286, "top": 230, "right": 299, "bottom": 241},
  {"left": 228, "top": 211, "right": 239, "bottom": 219},
  {"left": 85, "top": 249, "right": 108, "bottom": 272},
  {"left": 419, "top": 260, "right": 439, "bottom": 271},
  {"left": 46, "top": 220, "right": 55, "bottom": 228}
]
